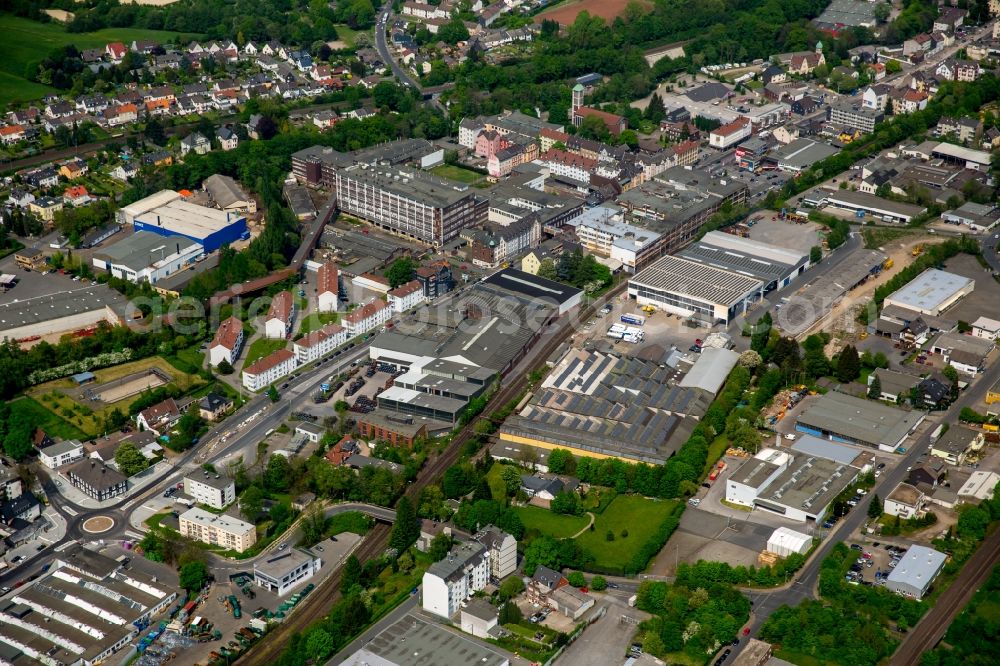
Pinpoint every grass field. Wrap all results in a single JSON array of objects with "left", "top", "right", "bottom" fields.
[
  {"left": 863, "top": 226, "right": 918, "bottom": 249},
  {"left": 298, "top": 312, "right": 340, "bottom": 336},
  {"left": 8, "top": 396, "right": 88, "bottom": 440},
  {"left": 516, "top": 504, "right": 590, "bottom": 538},
  {"left": 0, "top": 13, "right": 198, "bottom": 106},
  {"left": 331, "top": 24, "right": 367, "bottom": 48},
  {"left": 431, "top": 164, "right": 487, "bottom": 185},
  {"left": 26, "top": 356, "right": 205, "bottom": 437},
  {"left": 244, "top": 338, "right": 288, "bottom": 366},
  {"left": 575, "top": 495, "right": 678, "bottom": 571}
]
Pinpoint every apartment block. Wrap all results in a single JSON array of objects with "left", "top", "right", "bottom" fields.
[
  {"left": 179, "top": 507, "right": 257, "bottom": 552},
  {"left": 183, "top": 473, "right": 236, "bottom": 510}
]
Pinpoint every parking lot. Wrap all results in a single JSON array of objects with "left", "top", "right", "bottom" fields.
[
  {"left": 575, "top": 295, "right": 704, "bottom": 360},
  {"left": 0, "top": 255, "right": 93, "bottom": 304},
  {"left": 554, "top": 601, "right": 648, "bottom": 666},
  {"left": 747, "top": 216, "right": 824, "bottom": 256},
  {"left": 845, "top": 541, "right": 906, "bottom": 588}
]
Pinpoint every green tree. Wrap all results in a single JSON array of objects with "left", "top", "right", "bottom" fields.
[
  {"left": 567, "top": 571, "right": 586, "bottom": 587},
  {"left": 810, "top": 246, "right": 823, "bottom": 263},
  {"left": 144, "top": 115, "right": 166, "bottom": 144},
  {"left": 264, "top": 454, "right": 292, "bottom": 492},
  {"left": 428, "top": 532, "right": 453, "bottom": 561},
  {"left": 590, "top": 575, "right": 607, "bottom": 591},
  {"left": 267, "top": 384, "right": 280, "bottom": 402},
  {"left": 942, "top": 365, "right": 959, "bottom": 383},
  {"left": 835, "top": 345, "right": 861, "bottom": 382},
  {"left": 179, "top": 561, "right": 209, "bottom": 592},
  {"left": 868, "top": 493, "right": 883, "bottom": 520},
  {"left": 551, "top": 491, "right": 582, "bottom": 516},
  {"left": 305, "top": 627, "right": 334, "bottom": 662},
  {"left": 385, "top": 257, "right": 416, "bottom": 288},
  {"left": 498, "top": 576, "right": 525, "bottom": 602},
  {"left": 645, "top": 93, "right": 666, "bottom": 124},
  {"left": 216, "top": 359, "right": 234, "bottom": 375},
  {"left": 114, "top": 441, "right": 149, "bottom": 477},
  {"left": 536, "top": 258, "right": 558, "bottom": 281},
  {"left": 501, "top": 466, "right": 521, "bottom": 497},
  {"left": 341, "top": 554, "right": 362, "bottom": 592},
  {"left": 499, "top": 601, "right": 522, "bottom": 625},
  {"left": 389, "top": 496, "right": 419, "bottom": 553},
  {"left": 868, "top": 373, "right": 882, "bottom": 399},
  {"left": 546, "top": 448, "right": 574, "bottom": 475},
  {"left": 240, "top": 485, "right": 265, "bottom": 522}
]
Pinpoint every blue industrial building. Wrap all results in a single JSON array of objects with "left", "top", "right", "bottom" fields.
[{"left": 132, "top": 199, "right": 248, "bottom": 253}]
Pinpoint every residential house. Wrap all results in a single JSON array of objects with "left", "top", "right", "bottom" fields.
[
  {"left": 110, "top": 162, "right": 139, "bottom": 181},
  {"left": 415, "top": 264, "right": 454, "bottom": 298},
  {"left": 884, "top": 482, "right": 926, "bottom": 520},
  {"left": 0, "top": 125, "right": 26, "bottom": 145},
  {"left": 342, "top": 299, "right": 392, "bottom": 337},
  {"left": 217, "top": 126, "right": 239, "bottom": 151},
  {"left": 972, "top": 316, "right": 1000, "bottom": 341},
  {"left": 198, "top": 392, "right": 233, "bottom": 422},
  {"left": 916, "top": 377, "right": 951, "bottom": 409},
  {"left": 37, "top": 439, "right": 84, "bottom": 469},
  {"left": 106, "top": 42, "right": 128, "bottom": 62},
  {"left": 136, "top": 398, "right": 181, "bottom": 435},
  {"left": 180, "top": 132, "right": 211, "bottom": 156},
  {"left": 63, "top": 186, "right": 92, "bottom": 207},
  {"left": 209, "top": 315, "right": 245, "bottom": 366},
  {"left": 528, "top": 565, "right": 567, "bottom": 604},
  {"left": 388, "top": 279, "right": 425, "bottom": 313},
  {"left": 862, "top": 85, "right": 890, "bottom": 111},
  {"left": 421, "top": 541, "right": 490, "bottom": 618},
  {"left": 1, "top": 494, "right": 42, "bottom": 526},
  {"left": 264, "top": 290, "right": 295, "bottom": 339},
  {"left": 60, "top": 158, "right": 90, "bottom": 179},
  {"left": 930, "top": 426, "right": 984, "bottom": 466},
  {"left": 242, "top": 349, "right": 297, "bottom": 392},
  {"left": 66, "top": 459, "right": 127, "bottom": 501},
  {"left": 29, "top": 196, "right": 63, "bottom": 222},
  {"left": 474, "top": 525, "right": 517, "bottom": 581}
]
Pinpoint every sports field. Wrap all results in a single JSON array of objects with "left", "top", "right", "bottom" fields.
[{"left": 0, "top": 13, "right": 197, "bottom": 106}]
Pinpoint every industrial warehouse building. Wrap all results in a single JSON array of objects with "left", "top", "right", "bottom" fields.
[
  {"left": 117, "top": 189, "right": 248, "bottom": 252},
  {"left": 678, "top": 231, "right": 810, "bottom": 292},
  {"left": 499, "top": 348, "right": 715, "bottom": 465},
  {"left": 253, "top": 549, "right": 322, "bottom": 596},
  {"left": 882, "top": 268, "right": 974, "bottom": 316},
  {"left": 822, "top": 190, "right": 927, "bottom": 224},
  {"left": 725, "top": 447, "right": 860, "bottom": 522},
  {"left": 884, "top": 545, "right": 947, "bottom": 600},
  {"left": 0, "top": 284, "right": 128, "bottom": 341},
  {"left": 769, "top": 138, "right": 840, "bottom": 174},
  {"left": 343, "top": 615, "right": 509, "bottom": 666},
  {"left": 628, "top": 254, "right": 765, "bottom": 325},
  {"left": 795, "top": 391, "right": 924, "bottom": 452},
  {"left": 92, "top": 231, "right": 203, "bottom": 284},
  {"left": 0, "top": 545, "right": 177, "bottom": 666}
]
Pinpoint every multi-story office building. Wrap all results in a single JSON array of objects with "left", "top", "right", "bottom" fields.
[
  {"left": 66, "top": 459, "right": 127, "bottom": 501},
  {"left": 179, "top": 507, "right": 257, "bottom": 552}
]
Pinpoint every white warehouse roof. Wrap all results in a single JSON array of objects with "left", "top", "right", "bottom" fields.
[
  {"left": 883, "top": 268, "right": 973, "bottom": 316},
  {"left": 766, "top": 526, "right": 812, "bottom": 556},
  {"left": 679, "top": 347, "right": 740, "bottom": 394}
]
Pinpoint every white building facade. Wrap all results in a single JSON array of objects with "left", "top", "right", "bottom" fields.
[
  {"left": 242, "top": 349, "right": 297, "bottom": 391},
  {"left": 293, "top": 323, "right": 349, "bottom": 364}
]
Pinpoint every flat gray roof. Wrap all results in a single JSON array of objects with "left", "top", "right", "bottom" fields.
[
  {"left": 885, "top": 544, "right": 946, "bottom": 593},
  {"left": 253, "top": 549, "right": 315, "bottom": 579},
  {"left": 339, "top": 165, "right": 473, "bottom": 208},
  {"left": 630, "top": 254, "right": 763, "bottom": 306},
  {"left": 824, "top": 190, "right": 927, "bottom": 219},
  {"left": 772, "top": 138, "right": 840, "bottom": 170},
  {"left": 758, "top": 455, "right": 860, "bottom": 515},
  {"left": 342, "top": 615, "right": 508, "bottom": 666},
  {"left": 872, "top": 369, "right": 921, "bottom": 397},
  {"left": 186, "top": 472, "right": 234, "bottom": 491},
  {"left": 679, "top": 348, "right": 740, "bottom": 394},
  {"left": 796, "top": 391, "right": 922, "bottom": 448},
  {"left": 790, "top": 434, "right": 861, "bottom": 465},
  {"left": 94, "top": 231, "right": 202, "bottom": 271},
  {"left": 884, "top": 269, "right": 973, "bottom": 314},
  {"left": 0, "top": 284, "right": 128, "bottom": 333}
]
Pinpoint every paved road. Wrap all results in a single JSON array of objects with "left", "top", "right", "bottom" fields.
[{"left": 374, "top": 5, "right": 421, "bottom": 91}]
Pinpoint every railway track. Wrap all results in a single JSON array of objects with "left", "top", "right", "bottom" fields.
[
  {"left": 239, "top": 285, "right": 625, "bottom": 664},
  {"left": 889, "top": 525, "right": 1000, "bottom": 665}
]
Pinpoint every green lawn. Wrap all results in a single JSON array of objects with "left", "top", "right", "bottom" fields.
[
  {"left": 431, "top": 164, "right": 487, "bottom": 185},
  {"left": 244, "top": 338, "right": 288, "bottom": 366},
  {"left": 515, "top": 504, "right": 589, "bottom": 538},
  {"left": 574, "top": 495, "right": 678, "bottom": 572},
  {"left": 326, "top": 511, "right": 374, "bottom": 537},
  {"left": 332, "top": 24, "right": 368, "bottom": 48},
  {"left": 298, "top": 312, "right": 340, "bottom": 335},
  {"left": 8, "top": 396, "right": 88, "bottom": 440},
  {"left": 0, "top": 13, "right": 199, "bottom": 106}
]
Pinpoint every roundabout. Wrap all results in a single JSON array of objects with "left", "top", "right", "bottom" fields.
[{"left": 82, "top": 516, "right": 115, "bottom": 534}]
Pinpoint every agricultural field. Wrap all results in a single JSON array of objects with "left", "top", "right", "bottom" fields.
[
  {"left": 539, "top": 0, "right": 648, "bottom": 25},
  {"left": 0, "top": 13, "right": 198, "bottom": 106}
]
